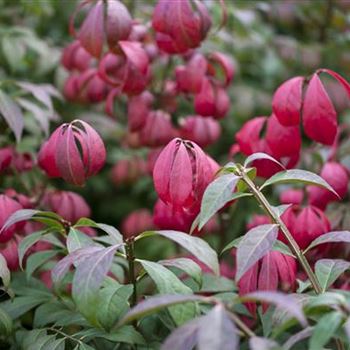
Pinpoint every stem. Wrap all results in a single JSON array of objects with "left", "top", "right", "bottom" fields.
[
  {"left": 228, "top": 311, "right": 256, "bottom": 338},
  {"left": 239, "top": 169, "right": 322, "bottom": 295},
  {"left": 126, "top": 238, "right": 137, "bottom": 307}
]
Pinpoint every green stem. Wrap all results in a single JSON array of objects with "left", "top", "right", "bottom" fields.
[
  {"left": 228, "top": 311, "right": 256, "bottom": 338},
  {"left": 126, "top": 239, "right": 137, "bottom": 307},
  {"left": 239, "top": 169, "right": 322, "bottom": 295}
]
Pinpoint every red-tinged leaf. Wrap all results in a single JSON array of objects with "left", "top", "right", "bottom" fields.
[
  {"left": 78, "top": 2, "right": 104, "bottom": 57},
  {"left": 197, "top": 304, "right": 239, "bottom": 350},
  {"left": 161, "top": 317, "right": 202, "bottom": 350},
  {"left": 0, "top": 90, "right": 24, "bottom": 143},
  {"left": 272, "top": 76, "right": 304, "bottom": 126},
  {"left": 305, "top": 231, "right": 350, "bottom": 252},
  {"left": 56, "top": 125, "right": 85, "bottom": 186},
  {"left": 303, "top": 73, "right": 337, "bottom": 145},
  {"left": 169, "top": 142, "right": 193, "bottom": 208},
  {"left": 51, "top": 246, "right": 103, "bottom": 286},
  {"left": 320, "top": 68, "right": 350, "bottom": 98},
  {"left": 119, "top": 294, "right": 207, "bottom": 325},
  {"left": 242, "top": 291, "right": 307, "bottom": 326},
  {"left": 283, "top": 327, "right": 313, "bottom": 350},
  {"left": 153, "top": 139, "right": 178, "bottom": 202},
  {"left": 119, "top": 41, "right": 149, "bottom": 75},
  {"left": 236, "top": 224, "right": 279, "bottom": 282},
  {"left": 105, "top": 0, "right": 132, "bottom": 52},
  {"left": 72, "top": 244, "right": 122, "bottom": 324}
]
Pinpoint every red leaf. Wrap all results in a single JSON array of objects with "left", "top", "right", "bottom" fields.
[
  {"left": 303, "top": 73, "right": 338, "bottom": 145},
  {"left": 272, "top": 76, "right": 304, "bottom": 126},
  {"left": 78, "top": 1, "right": 104, "bottom": 57}
]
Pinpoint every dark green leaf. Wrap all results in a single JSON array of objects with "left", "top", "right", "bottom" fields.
[
  {"left": 18, "top": 231, "right": 46, "bottom": 269},
  {"left": 140, "top": 260, "right": 196, "bottom": 325},
  {"left": 0, "top": 307, "right": 12, "bottom": 336},
  {"left": 25, "top": 250, "right": 58, "bottom": 279}
]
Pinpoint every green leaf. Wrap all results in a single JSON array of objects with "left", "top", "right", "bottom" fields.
[
  {"left": 27, "top": 334, "right": 57, "bottom": 350},
  {"left": 244, "top": 152, "right": 285, "bottom": 169},
  {"left": 67, "top": 227, "right": 95, "bottom": 253},
  {"left": 25, "top": 250, "right": 58, "bottom": 279},
  {"left": 197, "top": 304, "right": 239, "bottom": 350},
  {"left": 309, "top": 311, "right": 343, "bottom": 350},
  {"left": 72, "top": 245, "right": 121, "bottom": 325},
  {"left": 305, "top": 231, "right": 350, "bottom": 253},
  {"left": 140, "top": 260, "right": 196, "bottom": 325},
  {"left": 18, "top": 231, "right": 46, "bottom": 269},
  {"left": 200, "top": 274, "right": 236, "bottom": 293},
  {"left": 261, "top": 169, "right": 339, "bottom": 197},
  {"left": 249, "top": 337, "right": 280, "bottom": 350},
  {"left": 199, "top": 173, "right": 239, "bottom": 230},
  {"left": 120, "top": 294, "right": 206, "bottom": 326},
  {"left": 97, "top": 285, "right": 132, "bottom": 330},
  {"left": 138, "top": 230, "right": 219, "bottom": 275},
  {"left": 42, "top": 338, "right": 65, "bottom": 350},
  {"left": 2, "top": 294, "right": 50, "bottom": 319},
  {"left": 0, "top": 89, "right": 24, "bottom": 142},
  {"left": 315, "top": 259, "right": 350, "bottom": 292},
  {"left": 283, "top": 327, "right": 314, "bottom": 350},
  {"left": 0, "top": 253, "right": 10, "bottom": 288},
  {"left": 0, "top": 307, "right": 12, "bottom": 336},
  {"left": 2, "top": 35, "right": 25, "bottom": 71},
  {"left": 74, "top": 219, "right": 123, "bottom": 245},
  {"left": 236, "top": 224, "right": 279, "bottom": 282},
  {"left": 159, "top": 258, "right": 202, "bottom": 286}
]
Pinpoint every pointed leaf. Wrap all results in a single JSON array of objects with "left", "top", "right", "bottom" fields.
[
  {"left": 261, "top": 169, "right": 338, "bottom": 197},
  {"left": 236, "top": 224, "right": 279, "bottom": 282},
  {"left": 241, "top": 291, "right": 307, "bottom": 326},
  {"left": 315, "top": 259, "right": 350, "bottom": 292},
  {"left": 199, "top": 173, "right": 239, "bottom": 230},
  {"left": 26, "top": 250, "right": 58, "bottom": 279},
  {"left": 244, "top": 152, "right": 284, "bottom": 170},
  {"left": 0, "top": 307, "right": 12, "bottom": 336},
  {"left": 197, "top": 304, "right": 239, "bottom": 350},
  {"left": 0, "top": 90, "right": 24, "bottom": 142},
  {"left": 305, "top": 231, "right": 350, "bottom": 252},
  {"left": 283, "top": 327, "right": 314, "bottom": 350},
  {"left": 137, "top": 230, "right": 219, "bottom": 275},
  {"left": 0, "top": 253, "right": 10, "bottom": 289},
  {"left": 67, "top": 227, "right": 95, "bottom": 253},
  {"left": 120, "top": 294, "right": 206, "bottom": 325}
]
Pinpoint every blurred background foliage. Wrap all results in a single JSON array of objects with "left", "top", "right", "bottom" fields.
[{"left": 0, "top": 0, "right": 349, "bottom": 260}]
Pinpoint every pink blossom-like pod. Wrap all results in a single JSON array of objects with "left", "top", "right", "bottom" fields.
[
  {"left": 111, "top": 157, "right": 146, "bottom": 186},
  {"left": 303, "top": 73, "right": 338, "bottom": 145},
  {"left": 61, "top": 40, "right": 92, "bottom": 72},
  {"left": 175, "top": 53, "right": 207, "bottom": 94},
  {"left": 208, "top": 52, "right": 235, "bottom": 87},
  {"left": 72, "top": 0, "right": 132, "bottom": 57},
  {"left": 0, "top": 195, "right": 23, "bottom": 243},
  {"left": 139, "top": 110, "right": 176, "bottom": 148},
  {"left": 179, "top": 115, "right": 221, "bottom": 148},
  {"left": 272, "top": 76, "right": 304, "bottom": 126},
  {"left": 279, "top": 189, "right": 304, "bottom": 205},
  {"left": 0, "top": 238, "right": 19, "bottom": 271},
  {"left": 122, "top": 209, "right": 154, "bottom": 238},
  {"left": 42, "top": 190, "right": 91, "bottom": 224},
  {"left": 153, "top": 138, "right": 217, "bottom": 210},
  {"left": 38, "top": 120, "right": 106, "bottom": 186},
  {"left": 127, "top": 91, "right": 154, "bottom": 132},
  {"left": 0, "top": 147, "right": 13, "bottom": 172},
  {"left": 152, "top": 0, "right": 211, "bottom": 54},
  {"left": 280, "top": 205, "right": 330, "bottom": 250},
  {"left": 238, "top": 250, "right": 296, "bottom": 316},
  {"left": 307, "top": 162, "right": 348, "bottom": 209}
]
